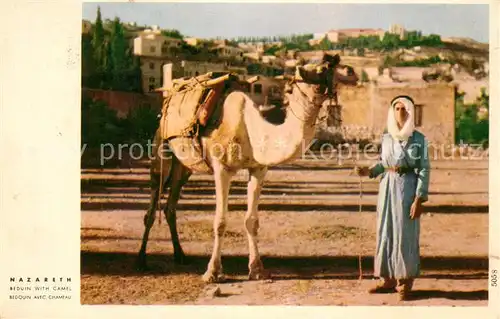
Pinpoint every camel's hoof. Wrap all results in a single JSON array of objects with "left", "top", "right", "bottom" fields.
[
  {"left": 202, "top": 271, "right": 225, "bottom": 283},
  {"left": 248, "top": 268, "right": 271, "bottom": 281},
  {"left": 135, "top": 256, "right": 149, "bottom": 272},
  {"left": 174, "top": 253, "right": 189, "bottom": 265}
]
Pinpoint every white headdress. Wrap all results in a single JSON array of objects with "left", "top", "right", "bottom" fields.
[{"left": 387, "top": 96, "right": 415, "bottom": 141}]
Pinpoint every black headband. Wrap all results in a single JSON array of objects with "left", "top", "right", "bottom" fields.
[{"left": 390, "top": 95, "right": 415, "bottom": 106}]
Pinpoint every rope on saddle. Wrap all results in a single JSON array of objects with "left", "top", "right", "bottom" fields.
[{"left": 158, "top": 137, "right": 164, "bottom": 226}]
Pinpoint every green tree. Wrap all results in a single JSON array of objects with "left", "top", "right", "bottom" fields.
[
  {"left": 124, "top": 51, "right": 143, "bottom": 93},
  {"left": 405, "top": 30, "right": 421, "bottom": 47},
  {"left": 81, "top": 96, "right": 126, "bottom": 147},
  {"left": 125, "top": 104, "right": 159, "bottom": 143},
  {"left": 161, "top": 29, "right": 184, "bottom": 39},
  {"left": 318, "top": 37, "right": 332, "bottom": 50},
  {"left": 101, "top": 40, "right": 113, "bottom": 89},
  {"left": 264, "top": 45, "right": 281, "bottom": 56},
  {"left": 477, "top": 87, "right": 489, "bottom": 110},
  {"left": 81, "top": 33, "right": 96, "bottom": 87},
  {"left": 366, "top": 36, "right": 381, "bottom": 50},
  {"left": 91, "top": 6, "right": 105, "bottom": 71},
  {"left": 455, "top": 89, "right": 489, "bottom": 145},
  {"left": 110, "top": 18, "right": 128, "bottom": 91},
  {"left": 381, "top": 32, "right": 401, "bottom": 50},
  {"left": 360, "top": 70, "right": 369, "bottom": 82},
  {"left": 422, "top": 34, "right": 442, "bottom": 46},
  {"left": 357, "top": 47, "right": 365, "bottom": 57}
]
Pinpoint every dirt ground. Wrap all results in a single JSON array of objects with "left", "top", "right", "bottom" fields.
[{"left": 81, "top": 154, "right": 489, "bottom": 306}]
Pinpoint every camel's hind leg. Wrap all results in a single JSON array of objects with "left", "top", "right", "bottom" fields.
[
  {"left": 164, "top": 157, "right": 192, "bottom": 264},
  {"left": 136, "top": 167, "right": 168, "bottom": 270},
  {"left": 136, "top": 132, "right": 171, "bottom": 270}
]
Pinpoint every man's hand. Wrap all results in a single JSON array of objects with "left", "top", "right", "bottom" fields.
[
  {"left": 410, "top": 197, "right": 424, "bottom": 219},
  {"left": 345, "top": 66, "right": 355, "bottom": 76},
  {"left": 354, "top": 166, "right": 370, "bottom": 177}
]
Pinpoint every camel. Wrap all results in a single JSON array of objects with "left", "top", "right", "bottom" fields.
[{"left": 135, "top": 54, "right": 359, "bottom": 283}]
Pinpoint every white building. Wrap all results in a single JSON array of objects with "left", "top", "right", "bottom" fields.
[
  {"left": 389, "top": 24, "right": 407, "bottom": 40},
  {"left": 133, "top": 26, "right": 184, "bottom": 92}
]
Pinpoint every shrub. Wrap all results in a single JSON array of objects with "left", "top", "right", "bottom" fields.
[
  {"left": 81, "top": 96, "right": 160, "bottom": 148},
  {"left": 455, "top": 89, "right": 489, "bottom": 146},
  {"left": 125, "top": 104, "right": 160, "bottom": 144},
  {"left": 81, "top": 96, "right": 127, "bottom": 148}
]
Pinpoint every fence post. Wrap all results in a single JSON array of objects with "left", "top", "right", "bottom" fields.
[{"left": 162, "top": 63, "right": 173, "bottom": 98}]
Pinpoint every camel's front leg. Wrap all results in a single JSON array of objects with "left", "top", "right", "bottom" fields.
[
  {"left": 246, "top": 166, "right": 270, "bottom": 280},
  {"left": 202, "top": 160, "right": 234, "bottom": 283}
]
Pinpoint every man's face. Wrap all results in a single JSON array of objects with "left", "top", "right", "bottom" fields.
[{"left": 394, "top": 102, "right": 409, "bottom": 127}]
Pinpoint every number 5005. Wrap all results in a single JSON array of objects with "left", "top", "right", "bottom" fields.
[{"left": 492, "top": 269, "right": 498, "bottom": 287}]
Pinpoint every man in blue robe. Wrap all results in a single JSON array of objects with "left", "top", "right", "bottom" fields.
[{"left": 355, "top": 95, "right": 431, "bottom": 301}]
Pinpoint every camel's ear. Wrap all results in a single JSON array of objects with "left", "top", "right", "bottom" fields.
[
  {"left": 296, "top": 66, "right": 307, "bottom": 81},
  {"left": 333, "top": 54, "right": 341, "bottom": 65},
  {"left": 246, "top": 75, "right": 259, "bottom": 84},
  {"left": 322, "top": 53, "right": 341, "bottom": 67}
]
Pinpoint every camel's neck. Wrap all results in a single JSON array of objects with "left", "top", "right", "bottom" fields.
[
  {"left": 244, "top": 83, "right": 322, "bottom": 166},
  {"left": 287, "top": 83, "right": 322, "bottom": 128}
]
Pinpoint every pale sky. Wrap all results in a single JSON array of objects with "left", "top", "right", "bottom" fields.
[{"left": 82, "top": 3, "right": 489, "bottom": 43}]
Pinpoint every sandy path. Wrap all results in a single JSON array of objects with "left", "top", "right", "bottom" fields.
[{"left": 81, "top": 157, "right": 488, "bottom": 306}]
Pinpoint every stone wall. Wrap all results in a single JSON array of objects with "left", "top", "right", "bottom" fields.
[
  {"left": 82, "top": 88, "right": 163, "bottom": 118},
  {"left": 318, "top": 82, "right": 456, "bottom": 146}
]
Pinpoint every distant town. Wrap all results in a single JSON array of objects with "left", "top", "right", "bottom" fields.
[{"left": 81, "top": 6, "right": 489, "bottom": 149}]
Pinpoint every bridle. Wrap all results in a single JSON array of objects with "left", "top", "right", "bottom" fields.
[{"left": 280, "top": 63, "right": 338, "bottom": 125}]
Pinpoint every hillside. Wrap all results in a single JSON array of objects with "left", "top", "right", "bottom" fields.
[{"left": 296, "top": 42, "right": 488, "bottom": 79}]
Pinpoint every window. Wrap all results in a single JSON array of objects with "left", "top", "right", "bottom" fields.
[
  {"left": 268, "top": 85, "right": 280, "bottom": 97},
  {"left": 149, "top": 84, "right": 155, "bottom": 92},
  {"left": 149, "top": 62, "right": 155, "bottom": 70},
  {"left": 150, "top": 46, "right": 156, "bottom": 53},
  {"left": 253, "top": 84, "right": 263, "bottom": 95},
  {"left": 239, "top": 82, "right": 251, "bottom": 93},
  {"left": 414, "top": 104, "right": 423, "bottom": 127},
  {"left": 161, "top": 46, "right": 168, "bottom": 54},
  {"left": 149, "top": 77, "right": 155, "bottom": 84},
  {"left": 327, "top": 104, "right": 342, "bottom": 127}
]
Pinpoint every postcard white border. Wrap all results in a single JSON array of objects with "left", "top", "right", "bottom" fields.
[{"left": 0, "top": 0, "right": 498, "bottom": 318}]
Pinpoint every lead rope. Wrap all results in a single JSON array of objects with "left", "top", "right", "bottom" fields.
[
  {"left": 352, "top": 157, "right": 363, "bottom": 281},
  {"left": 157, "top": 99, "right": 169, "bottom": 226},
  {"left": 158, "top": 150, "right": 163, "bottom": 226},
  {"left": 358, "top": 170, "right": 363, "bottom": 281}
]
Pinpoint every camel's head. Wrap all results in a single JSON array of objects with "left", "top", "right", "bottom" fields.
[{"left": 279, "top": 53, "right": 357, "bottom": 107}]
